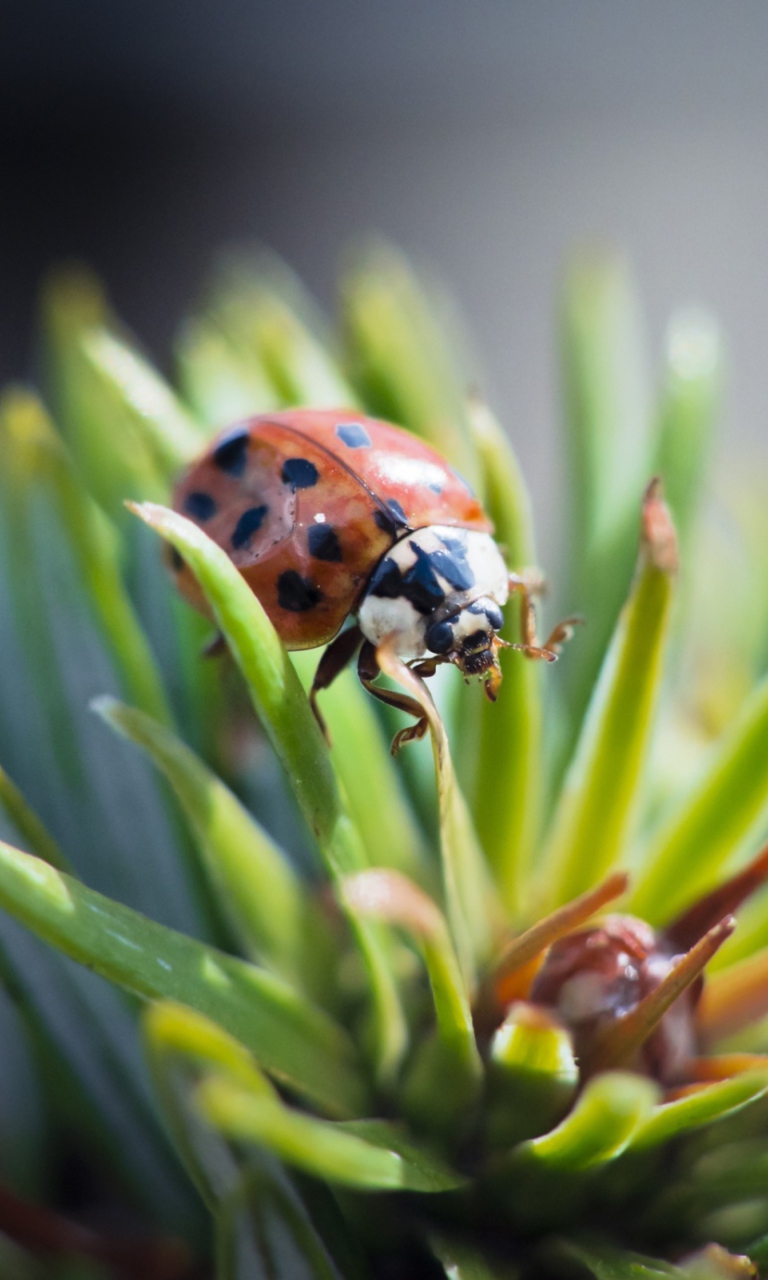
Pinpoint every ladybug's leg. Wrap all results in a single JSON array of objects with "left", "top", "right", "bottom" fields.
[
  {"left": 357, "top": 642, "right": 429, "bottom": 756},
  {"left": 309, "top": 625, "right": 364, "bottom": 743},
  {"left": 508, "top": 572, "right": 579, "bottom": 662},
  {"left": 410, "top": 655, "right": 448, "bottom": 680}
]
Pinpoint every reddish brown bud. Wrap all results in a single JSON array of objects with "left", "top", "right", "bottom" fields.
[
  {"left": 529, "top": 914, "right": 701, "bottom": 1084},
  {"left": 640, "top": 477, "right": 678, "bottom": 574}
]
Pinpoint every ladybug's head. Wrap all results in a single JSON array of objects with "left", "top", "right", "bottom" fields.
[
  {"left": 358, "top": 525, "right": 510, "bottom": 699},
  {"left": 425, "top": 596, "right": 506, "bottom": 699}
]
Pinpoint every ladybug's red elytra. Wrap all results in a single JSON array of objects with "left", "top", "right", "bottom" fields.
[{"left": 171, "top": 409, "right": 570, "bottom": 749}]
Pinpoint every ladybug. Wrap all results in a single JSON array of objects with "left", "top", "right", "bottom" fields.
[{"left": 171, "top": 409, "right": 569, "bottom": 749}]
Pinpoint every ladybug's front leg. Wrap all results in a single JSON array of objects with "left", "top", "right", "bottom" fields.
[
  {"left": 357, "top": 642, "right": 429, "bottom": 756},
  {"left": 508, "top": 571, "right": 580, "bottom": 662},
  {"left": 309, "top": 625, "right": 364, "bottom": 743},
  {"left": 409, "top": 655, "right": 448, "bottom": 680}
]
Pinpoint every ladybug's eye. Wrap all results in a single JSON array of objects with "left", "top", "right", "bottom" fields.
[
  {"left": 426, "top": 620, "right": 455, "bottom": 655},
  {"left": 484, "top": 602, "right": 504, "bottom": 631}
]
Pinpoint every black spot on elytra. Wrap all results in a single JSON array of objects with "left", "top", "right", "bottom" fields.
[
  {"left": 169, "top": 547, "right": 184, "bottom": 572},
  {"left": 282, "top": 458, "right": 319, "bottom": 489},
  {"left": 336, "top": 422, "right": 371, "bottom": 449},
  {"left": 386, "top": 498, "right": 408, "bottom": 525},
  {"left": 231, "top": 505, "right": 268, "bottom": 550},
  {"left": 373, "top": 498, "right": 409, "bottom": 535},
  {"left": 308, "top": 524, "right": 343, "bottom": 562},
  {"left": 184, "top": 491, "right": 217, "bottom": 521},
  {"left": 212, "top": 428, "right": 249, "bottom": 476},
  {"left": 374, "top": 509, "right": 395, "bottom": 534},
  {"left": 277, "top": 570, "right": 323, "bottom": 612}
]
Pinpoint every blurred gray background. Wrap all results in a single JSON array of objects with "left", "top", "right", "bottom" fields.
[{"left": 2, "top": 0, "right": 768, "bottom": 555}]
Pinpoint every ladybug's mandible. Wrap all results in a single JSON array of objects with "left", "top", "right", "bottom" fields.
[{"left": 171, "top": 409, "right": 568, "bottom": 749}]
